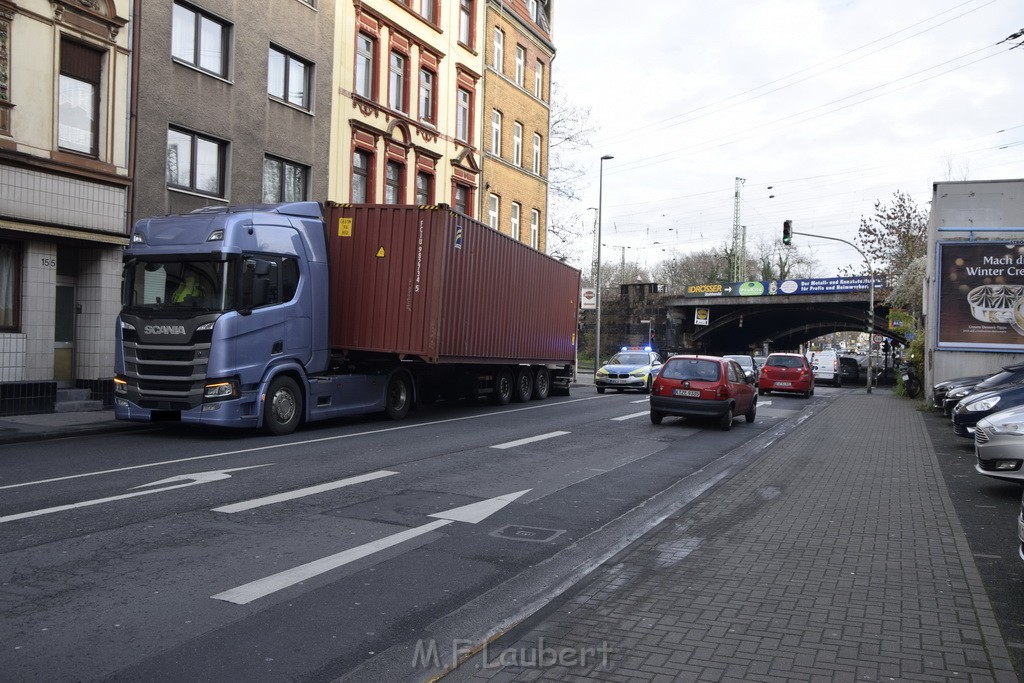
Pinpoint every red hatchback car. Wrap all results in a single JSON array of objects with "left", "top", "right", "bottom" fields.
[
  {"left": 758, "top": 352, "right": 814, "bottom": 398},
  {"left": 649, "top": 355, "right": 757, "bottom": 430}
]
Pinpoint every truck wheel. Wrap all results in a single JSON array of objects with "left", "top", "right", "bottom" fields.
[
  {"left": 384, "top": 374, "right": 411, "bottom": 420},
  {"left": 532, "top": 367, "right": 550, "bottom": 400},
  {"left": 513, "top": 367, "right": 533, "bottom": 403},
  {"left": 490, "top": 368, "right": 513, "bottom": 405},
  {"left": 263, "top": 376, "right": 302, "bottom": 436}
]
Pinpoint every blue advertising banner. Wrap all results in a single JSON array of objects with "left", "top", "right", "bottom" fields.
[{"left": 681, "top": 276, "right": 884, "bottom": 298}]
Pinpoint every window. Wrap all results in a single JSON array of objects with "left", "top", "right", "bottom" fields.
[
  {"left": 527, "top": 0, "right": 538, "bottom": 21},
  {"left": 510, "top": 202, "right": 521, "bottom": 240},
  {"left": 492, "top": 28, "right": 504, "bottom": 71},
  {"left": 385, "top": 160, "right": 404, "bottom": 203},
  {"left": 488, "top": 194, "right": 499, "bottom": 228},
  {"left": 532, "top": 133, "right": 542, "bottom": 174},
  {"left": 58, "top": 39, "right": 102, "bottom": 156},
  {"left": 355, "top": 34, "right": 375, "bottom": 99},
  {"left": 352, "top": 149, "right": 371, "bottom": 202},
  {"left": 419, "top": 68, "right": 435, "bottom": 123},
  {"left": 171, "top": 2, "right": 229, "bottom": 77},
  {"left": 420, "top": 1, "right": 436, "bottom": 23},
  {"left": 515, "top": 46, "right": 525, "bottom": 86},
  {"left": 459, "top": 0, "right": 473, "bottom": 47},
  {"left": 262, "top": 156, "right": 308, "bottom": 203},
  {"left": 490, "top": 110, "right": 502, "bottom": 155},
  {"left": 268, "top": 46, "right": 312, "bottom": 110},
  {"left": 530, "top": 209, "right": 540, "bottom": 248},
  {"left": 513, "top": 122, "right": 523, "bottom": 166},
  {"left": 454, "top": 184, "right": 471, "bottom": 216},
  {"left": 416, "top": 171, "right": 433, "bottom": 204},
  {"left": 534, "top": 60, "right": 544, "bottom": 99},
  {"left": 0, "top": 241, "right": 21, "bottom": 331},
  {"left": 456, "top": 87, "right": 471, "bottom": 143},
  {"left": 389, "top": 52, "right": 407, "bottom": 112},
  {"left": 166, "top": 127, "right": 226, "bottom": 196}
]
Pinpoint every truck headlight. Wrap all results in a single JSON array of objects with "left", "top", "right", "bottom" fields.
[
  {"left": 113, "top": 376, "right": 128, "bottom": 395},
  {"left": 204, "top": 379, "right": 239, "bottom": 400}
]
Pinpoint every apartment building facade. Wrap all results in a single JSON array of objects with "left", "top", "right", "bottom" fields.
[
  {"left": 481, "top": 0, "right": 552, "bottom": 251},
  {"left": 0, "top": 0, "right": 131, "bottom": 414},
  {"left": 331, "top": 0, "right": 485, "bottom": 216},
  {"left": 132, "top": 0, "right": 335, "bottom": 221}
]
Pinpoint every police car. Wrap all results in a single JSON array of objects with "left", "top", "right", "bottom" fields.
[{"left": 595, "top": 346, "right": 662, "bottom": 394}]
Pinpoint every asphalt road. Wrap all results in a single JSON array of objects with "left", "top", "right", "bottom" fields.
[{"left": 0, "top": 387, "right": 826, "bottom": 682}]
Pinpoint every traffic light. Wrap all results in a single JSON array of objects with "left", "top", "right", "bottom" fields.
[
  {"left": 866, "top": 308, "right": 875, "bottom": 332},
  {"left": 782, "top": 219, "right": 792, "bottom": 245}
]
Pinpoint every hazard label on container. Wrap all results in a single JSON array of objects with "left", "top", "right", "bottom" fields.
[
  {"left": 337, "top": 217, "right": 352, "bottom": 237},
  {"left": 376, "top": 247, "right": 385, "bottom": 258}
]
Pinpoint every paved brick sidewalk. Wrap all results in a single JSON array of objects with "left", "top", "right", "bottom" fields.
[{"left": 445, "top": 393, "right": 1017, "bottom": 682}]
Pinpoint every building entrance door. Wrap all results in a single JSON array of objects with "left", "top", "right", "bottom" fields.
[{"left": 54, "top": 281, "right": 75, "bottom": 385}]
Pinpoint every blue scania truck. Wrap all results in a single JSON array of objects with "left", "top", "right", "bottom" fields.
[{"left": 114, "top": 202, "right": 580, "bottom": 435}]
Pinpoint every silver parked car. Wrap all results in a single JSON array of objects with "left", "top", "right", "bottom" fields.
[{"left": 975, "top": 403, "right": 1024, "bottom": 482}]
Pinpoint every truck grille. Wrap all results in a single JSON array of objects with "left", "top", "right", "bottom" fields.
[{"left": 122, "top": 338, "right": 211, "bottom": 410}]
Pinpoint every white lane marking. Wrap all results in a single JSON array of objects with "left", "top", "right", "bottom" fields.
[
  {"left": 612, "top": 411, "right": 649, "bottom": 421},
  {"left": 1, "top": 396, "right": 606, "bottom": 491},
  {"left": 491, "top": 431, "right": 570, "bottom": 450},
  {"left": 212, "top": 470, "right": 399, "bottom": 514},
  {"left": 212, "top": 489, "right": 531, "bottom": 605},
  {"left": 0, "top": 465, "right": 271, "bottom": 524},
  {"left": 630, "top": 399, "right": 648, "bottom": 404}
]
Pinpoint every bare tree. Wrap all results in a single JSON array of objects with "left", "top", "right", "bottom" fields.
[
  {"left": 750, "top": 236, "right": 820, "bottom": 280},
  {"left": 545, "top": 85, "right": 597, "bottom": 264},
  {"left": 652, "top": 247, "right": 731, "bottom": 293},
  {"left": 848, "top": 190, "right": 928, "bottom": 280}
]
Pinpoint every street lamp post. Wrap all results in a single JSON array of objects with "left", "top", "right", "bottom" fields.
[
  {"left": 786, "top": 226, "right": 876, "bottom": 394},
  {"left": 595, "top": 154, "right": 613, "bottom": 373}
]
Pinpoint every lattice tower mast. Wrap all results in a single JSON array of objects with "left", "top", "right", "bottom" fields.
[{"left": 731, "top": 177, "right": 746, "bottom": 282}]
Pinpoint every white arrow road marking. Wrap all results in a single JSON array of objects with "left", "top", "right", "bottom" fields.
[
  {"left": 212, "top": 489, "right": 531, "bottom": 605},
  {"left": 2, "top": 396, "right": 604, "bottom": 492},
  {"left": 490, "top": 431, "right": 569, "bottom": 450},
  {"left": 212, "top": 470, "right": 398, "bottom": 513},
  {"left": 612, "top": 411, "right": 650, "bottom": 421},
  {"left": 0, "top": 465, "right": 272, "bottom": 524}
]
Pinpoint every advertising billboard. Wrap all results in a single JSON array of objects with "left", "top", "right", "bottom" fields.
[{"left": 937, "top": 241, "right": 1024, "bottom": 351}]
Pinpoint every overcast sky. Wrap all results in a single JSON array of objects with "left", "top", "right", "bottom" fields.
[{"left": 549, "top": 0, "right": 1024, "bottom": 278}]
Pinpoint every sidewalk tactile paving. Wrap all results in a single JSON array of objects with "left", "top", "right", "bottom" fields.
[{"left": 449, "top": 393, "right": 1018, "bottom": 682}]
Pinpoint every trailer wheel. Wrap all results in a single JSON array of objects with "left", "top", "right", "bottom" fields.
[
  {"left": 532, "top": 367, "right": 550, "bottom": 400},
  {"left": 263, "top": 375, "right": 302, "bottom": 436},
  {"left": 513, "top": 367, "right": 533, "bottom": 403},
  {"left": 491, "top": 368, "right": 513, "bottom": 405},
  {"left": 384, "top": 374, "right": 412, "bottom": 420}
]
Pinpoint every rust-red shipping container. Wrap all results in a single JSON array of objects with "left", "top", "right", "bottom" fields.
[{"left": 324, "top": 204, "right": 581, "bottom": 365}]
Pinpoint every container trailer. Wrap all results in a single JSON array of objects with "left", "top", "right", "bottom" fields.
[{"left": 114, "top": 202, "right": 580, "bottom": 435}]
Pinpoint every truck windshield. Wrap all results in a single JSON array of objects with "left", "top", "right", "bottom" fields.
[{"left": 122, "top": 259, "right": 234, "bottom": 313}]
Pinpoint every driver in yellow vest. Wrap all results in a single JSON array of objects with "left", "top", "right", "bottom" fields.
[{"left": 172, "top": 275, "right": 203, "bottom": 303}]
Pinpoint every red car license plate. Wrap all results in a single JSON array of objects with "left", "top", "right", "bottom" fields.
[
  {"left": 775, "top": 381, "right": 792, "bottom": 387},
  {"left": 674, "top": 389, "right": 700, "bottom": 397}
]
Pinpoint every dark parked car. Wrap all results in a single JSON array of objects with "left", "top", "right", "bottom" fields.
[
  {"left": 839, "top": 356, "right": 860, "bottom": 384},
  {"left": 932, "top": 374, "right": 991, "bottom": 411},
  {"left": 650, "top": 355, "right": 756, "bottom": 431},
  {"left": 952, "top": 384, "right": 1024, "bottom": 438},
  {"left": 724, "top": 354, "right": 758, "bottom": 382},
  {"left": 758, "top": 353, "right": 814, "bottom": 398},
  {"left": 943, "top": 363, "right": 1024, "bottom": 416}
]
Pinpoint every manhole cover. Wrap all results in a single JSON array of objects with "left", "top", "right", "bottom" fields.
[{"left": 491, "top": 525, "right": 565, "bottom": 543}]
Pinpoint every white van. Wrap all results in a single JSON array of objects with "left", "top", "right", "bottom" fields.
[{"left": 807, "top": 349, "right": 842, "bottom": 387}]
